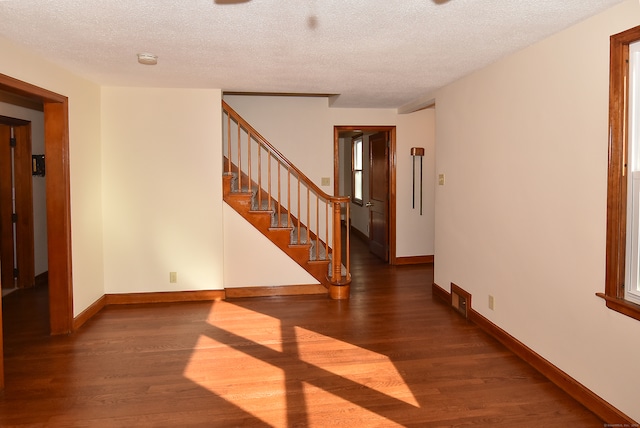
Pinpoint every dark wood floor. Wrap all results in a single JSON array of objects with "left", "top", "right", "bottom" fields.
[{"left": 1, "top": 236, "right": 603, "bottom": 427}]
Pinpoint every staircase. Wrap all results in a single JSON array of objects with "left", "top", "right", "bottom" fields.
[{"left": 222, "top": 101, "right": 351, "bottom": 299}]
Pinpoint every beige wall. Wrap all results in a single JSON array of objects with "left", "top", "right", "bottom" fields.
[
  {"left": 101, "top": 87, "right": 223, "bottom": 294},
  {"left": 0, "top": 36, "right": 104, "bottom": 315},
  {"left": 434, "top": 0, "right": 640, "bottom": 420},
  {"left": 224, "top": 95, "right": 436, "bottom": 262},
  {"left": 223, "top": 205, "right": 317, "bottom": 287}
]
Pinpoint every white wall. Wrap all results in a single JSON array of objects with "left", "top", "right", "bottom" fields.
[
  {"left": 224, "top": 95, "right": 436, "bottom": 262},
  {"left": 0, "top": 102, "right": 48, "bottom": 276},
  {"left": 101, "top": 87, "right": 223, "bottom": 294},
  {"left": 434, "top": 0, "right": 640, "bottom": 420},
  {"left": 397, "top": 107, "right": 435, "bottom": 257},
  {"left": 0, "top": 36, "right": 104, "bottom": 316}
]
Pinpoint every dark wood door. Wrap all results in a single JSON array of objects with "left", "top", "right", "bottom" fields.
[
  {"left": 368, "top": 132, "right": 389, "bottom": 261},
  {"left": 0, "top": 119, "right": 35, "bottom": 290},
  {"left": 0, "top": 124, "right": 14, "bottom": 289}
]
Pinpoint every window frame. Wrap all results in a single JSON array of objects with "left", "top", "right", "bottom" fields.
[
  {"left": 626, "top": 40, "right": 640, "bottom": 306},
  {"left": 352, "top": 134, "right": 364, "bottom": 206},
  {"left": 601, "top": 25, "right": 640, "bottom": 321}
]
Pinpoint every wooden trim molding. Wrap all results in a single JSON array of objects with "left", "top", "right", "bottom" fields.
[
  {"left": 468, "top": 309, "right": 635, "bottom": 425},
  {"left": 431, "top": 282, "right": 450, "bottom": 303},
  {"left": 74, "top": 285, "right": 329, "bottom": 330},
  {"left": 350, "top": 225, "right": 368, "bottom": 243},
  {"left": 73, "top": 295, "right": 107, "bottom": 330},
  {"left": 72, "top": 290, "right": 227, "bottom": 330},
  {"left": 431, "top": 283, "right": 637, "bottom": 425},
  {"left": 44, "top": 100, "right": 73, "bottom": 335},
  {"left": 596, "top": 292, "right": 640, "bottom": 322},
  {"left": 0, "top": 74, "right": 66, "bottom": 103},
  {"left": 395, "top": 255, "right": 434, "bottom": 265},
  {"left": 105, "top": 290, "right": 226, "bottom": 305},
  {"left": 388, "top": 127, "right": 397, "bottom": 265},
  {"left": 0, "top": 90, "right": 43, "bottom": 112},
  {"left": 225, "top": 284, "right": 327, "bottom": 298}
]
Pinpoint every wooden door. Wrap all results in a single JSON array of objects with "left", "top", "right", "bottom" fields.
[
  {"left": 368, "top": 132, "right": 389, "bottom": 261},
  {"left": 0, "top": 124, "right": 13, "bottom": 289},
  {"left": 0, "top": 119, "right": 35, "bottom": 290}
]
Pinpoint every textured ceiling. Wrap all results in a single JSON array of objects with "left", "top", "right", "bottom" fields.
[{"left": 0, "top": 0, "right": 625, "bottom": 109}]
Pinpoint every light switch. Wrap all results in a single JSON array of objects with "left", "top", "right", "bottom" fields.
[
  {"left": 321, "top": 177, "right": 330, "bottom": 186},
  {"left": 438, "top": 174, "right": 445, "bottom": 186}
]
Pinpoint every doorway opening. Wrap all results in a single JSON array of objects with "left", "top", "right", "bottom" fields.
[
  {"left": 0, "top": 116, "right": 38, "bottom": 295},
  {"left": 334, "top": 126, "right": 396, "bottom": 264},
  {"left": 0, "top": 73, "right": 73, "bottom": 390}
]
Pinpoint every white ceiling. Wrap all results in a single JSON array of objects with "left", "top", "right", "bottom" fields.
[{"left": 0, "top": 0, "right": 625, "bottom": 109}]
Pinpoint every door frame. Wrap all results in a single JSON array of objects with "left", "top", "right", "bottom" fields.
[
  {"left": 0, "top": 73, "right": 73, "bottom": 388},
  {"left": 333, "top": 126, "right": 397, "bottom": 264}
]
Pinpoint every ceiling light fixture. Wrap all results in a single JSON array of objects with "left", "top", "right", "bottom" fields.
[
  {"left": 137, "top": 53, "right": 158, "bottom": 65},
  {"left": 214, "top": 0, "right": 251, "bottom": 4}
]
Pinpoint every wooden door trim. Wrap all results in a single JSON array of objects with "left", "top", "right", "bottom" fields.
[
  {"left": 0, "top": 73, "right": 72, "bottom": 340},
  {"left": 0, "top": 125, "right": 15, "bottom": 290},
  {"left": 43, "top": 101, "right": 73, "bottom": 335},
  {"left": 13, "top": 124, "right": 35, "bottom": 289},
  {"left": 368, "top": 131, "right": 390, "bottom": 261},
  {"left": 333, "top": 126, "right": 397, "bottom": 264}
]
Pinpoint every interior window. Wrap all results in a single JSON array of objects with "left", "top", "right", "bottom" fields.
[
  {"left": 601, "top": 25, "right": 640, "bottom": 321},
  {"left": 352, "top": 135, "right": 363, "bottom": 205}
]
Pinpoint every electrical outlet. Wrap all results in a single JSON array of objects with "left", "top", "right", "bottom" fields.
[
  {"left": 169, "top": 272, "right": 177, "bottom": 283},
  {"left": 488, "top": 295, "right": 495, "bottom": 310}
]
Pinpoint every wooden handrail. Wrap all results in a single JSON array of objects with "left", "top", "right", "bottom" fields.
[
  {"left": 222, "top": 100, "right": 351, "bottom": 290},
  {"left": 223, "top": 101, "right": 349, "bottom": 205}
]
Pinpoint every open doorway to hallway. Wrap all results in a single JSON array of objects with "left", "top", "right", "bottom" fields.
[
  {"left": 0, "top": 109, "right": 48, "bottom": 298},
  {"left": 0, "top": 74, "right": 73, "bottom": 391},
  {"left": 334, "top": 126, "right": 397, "bottom": 264}
]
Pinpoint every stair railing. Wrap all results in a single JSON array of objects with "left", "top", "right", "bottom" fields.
[{"left": 222, "top": 101, "right": 351, "bottom": 286}]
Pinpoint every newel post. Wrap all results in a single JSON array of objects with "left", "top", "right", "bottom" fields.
[
  {"left": 331, "top": 200, "right": 342, "bottom": 282},
  {"left": 329, "top": 199, "right": 350, "bottom": 299}
]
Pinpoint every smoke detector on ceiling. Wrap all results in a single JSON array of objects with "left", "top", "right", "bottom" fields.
[{"left": 137, "top": 53, "right": 158, "bottom": 65}]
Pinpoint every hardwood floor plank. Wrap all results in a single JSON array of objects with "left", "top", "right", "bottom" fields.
[{"left": 0, "top": 236, "right": 605, "bottom": 426}]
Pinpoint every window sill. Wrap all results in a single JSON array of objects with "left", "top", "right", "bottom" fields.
[
  {"left": 596, "top": 293, "right": 640, "bottom": 322},
  {"left": 352, "top": 199, "right": 363, "bottom": 207}
]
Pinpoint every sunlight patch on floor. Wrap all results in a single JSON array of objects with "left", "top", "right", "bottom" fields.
[
  {"left": 302, "top": 382, "right": 406, "bottom": 427},
  {"left": 205, "top": 303, "right": 284, "bottom": 353},
  {"left": 294, "top": 326, "right": 420, "bottom": 407},
  {"left": 183, "top": 302, "right": 420, "bottom": 426},
  {"left": 184, "top": 334, "right": 287, "bottom": 427}
]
